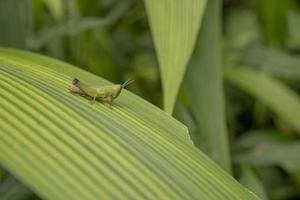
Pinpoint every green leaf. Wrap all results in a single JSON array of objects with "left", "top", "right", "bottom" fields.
[
  {"left": 144, "top": 0, "right": 207, "bottom": 114},
  {"left": 0, "top": 0, "right": 31, "bottom": 48},
  {"left": 28, "top": 1, "right": 130, "bottom": 50},
  {"left": 286, "top": 11, "right": 300, "bottom": 49},
  {"left": 185, "top": 0, "right": 231, "bottom": 173},
  {"left": 75, "top": 0, "right": 99, "bottom": 16},
  {"left": 42, "top": 0, "right": 64, "bottom": 21},
  {"left": 0, "top": 176, "right": 34, "bottom": 200},
  {"left": 27, "top": 17, "right": 108, "bottom": 50},
  {"left": 225, "top": 9, "right": 261, "bottom": 49},
  {"left": 224, "top": 66, "right": 300, "bottom": 134},
  {"left": 241, "top": 45, "right": 300, "bottom": 80},
  {"left": 235, "top": 130, "right": 300, "bottom": 172},
  {"left": 0, "top": 48, "right": 260, "bottom": 200},
  {"left": 257, "top": 0, "right": 292, "bottom": 47},
  {"left": 239, "top": 166, "right": 269, "bottom": 200}
]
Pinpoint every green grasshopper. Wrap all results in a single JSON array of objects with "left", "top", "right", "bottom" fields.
[{"left": 69, "top": 78, "right": 133, "bottom": 108}]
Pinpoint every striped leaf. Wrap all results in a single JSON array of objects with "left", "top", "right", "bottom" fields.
[
  {"left": 144, "top": 0, "right": 207, "bottom": 114},
  {"left": 0, "top": 48, "right": 260, "bottom": 200}
]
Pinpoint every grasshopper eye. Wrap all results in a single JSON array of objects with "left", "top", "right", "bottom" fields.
[{"left": 72, "top": 78, "right": 80, "bottom": 85}]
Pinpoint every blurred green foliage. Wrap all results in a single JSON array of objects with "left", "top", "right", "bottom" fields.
[{"left": 1, "top": 0, "right": 300, "bottom": 199}]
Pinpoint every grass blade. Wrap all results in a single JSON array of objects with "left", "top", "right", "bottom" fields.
[
  {"left": 144, "top": 0, "right": 207, "bottom": 114},
  {"left": 185, "top": 0, "right": 231, "bottom": 172},
  {"left": 258, "top": 0, "right": 292, "bottom": 47},
  {"left": 239, "top": 166, "right": 269, "bottom": 200},
  {"left": 0, "top": 0, "right": 31, "bottom": 48}
]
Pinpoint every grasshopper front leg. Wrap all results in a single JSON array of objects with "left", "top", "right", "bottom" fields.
[
  {"left": 100, "top": 96, "right": 113, "bottom": 109},
  {"left": 107, "top": 96, "right": 113, "bottom": 109},
  {"left": 90, "top": 96, "right": 97, "bottom": 104}
]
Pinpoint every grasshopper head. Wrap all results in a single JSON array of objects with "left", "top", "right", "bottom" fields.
[
  {"left": 112, "top": 79, "right": 134, "bottom": 99},
  {"left": 72, "top": 78, "right": 80, "bottom": 85},
  {"left": 112, "top": 84, "right": 123, "bottom": 99}
]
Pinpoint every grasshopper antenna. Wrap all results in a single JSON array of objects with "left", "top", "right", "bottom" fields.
[{"left": 122, "top": 78, "right": 134, "bottom": 88}]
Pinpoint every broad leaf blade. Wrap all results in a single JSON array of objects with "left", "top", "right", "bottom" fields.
[
  {"left": 0, "top": 48, "right": 259, "bottom": 200},
  {"left": 144, "top": 0, "right": 207, "bottom": 114}
]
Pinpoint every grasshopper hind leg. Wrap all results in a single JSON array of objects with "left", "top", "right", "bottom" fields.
[{"left": 101, "top": 96, "right": 113, "bottom": 109}]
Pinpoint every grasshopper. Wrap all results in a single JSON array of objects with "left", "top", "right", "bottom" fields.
[
  {"left": 69, "top": 78, "right": 133, "bottom": 108},
  {"left": 69, "top": 84, "right": 86, "bottom": 96}
]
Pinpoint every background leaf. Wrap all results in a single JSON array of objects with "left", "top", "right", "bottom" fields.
[
  {"left": 185, "top": 0, "right": 231, "bottom": 173},
  {"left": 144, "top": 0, "right": 207, "bottom": 114},
  {"left": 0, "top": 0, "right": 32, "bottom": 48},
  {"left": 0, "top": 176, "right": 34, "bottom": 200},
  {"left": 42, "top": 0, "right": 64, "bottom": 22},
  {"left": 240, "top": 45, "right": 300, "bottom": 80},
  {"left": 0, "top": 48, "right": 260, "bottom": 200},
  {"left": 235, "top": 130, "right": 300, "bottom": 172},
  {"left": 257, "top": 0, "right": 292, "bottom": 47},
  {"left": 224, "top": 66, "right": 300, "bottom": 134},
  {"left": 239, "top": 166, "right": 269, "bottom": 200},
  {"left": 27, "top": 1, "right": 131, "bottom": 50}
]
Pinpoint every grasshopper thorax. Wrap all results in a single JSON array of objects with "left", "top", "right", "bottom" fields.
[{"left": 112, "top": 79, "right": 134, "bottom": 99}]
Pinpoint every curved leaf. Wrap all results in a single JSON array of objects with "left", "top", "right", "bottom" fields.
[
  {"left": 144, "top": 0, "right": 207, "bottom": 114},
  {"left": 236, "top": 130, "right": 300, "bottom": 172},
  {"left": 0, "top": 48, "right": 259, "bottom": 200},
  {"left": 241, "top": 45, "right": 300, "bottom": 80},
  {"left": 225, "top": 66, "right": 300, "bottom": 134}
]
